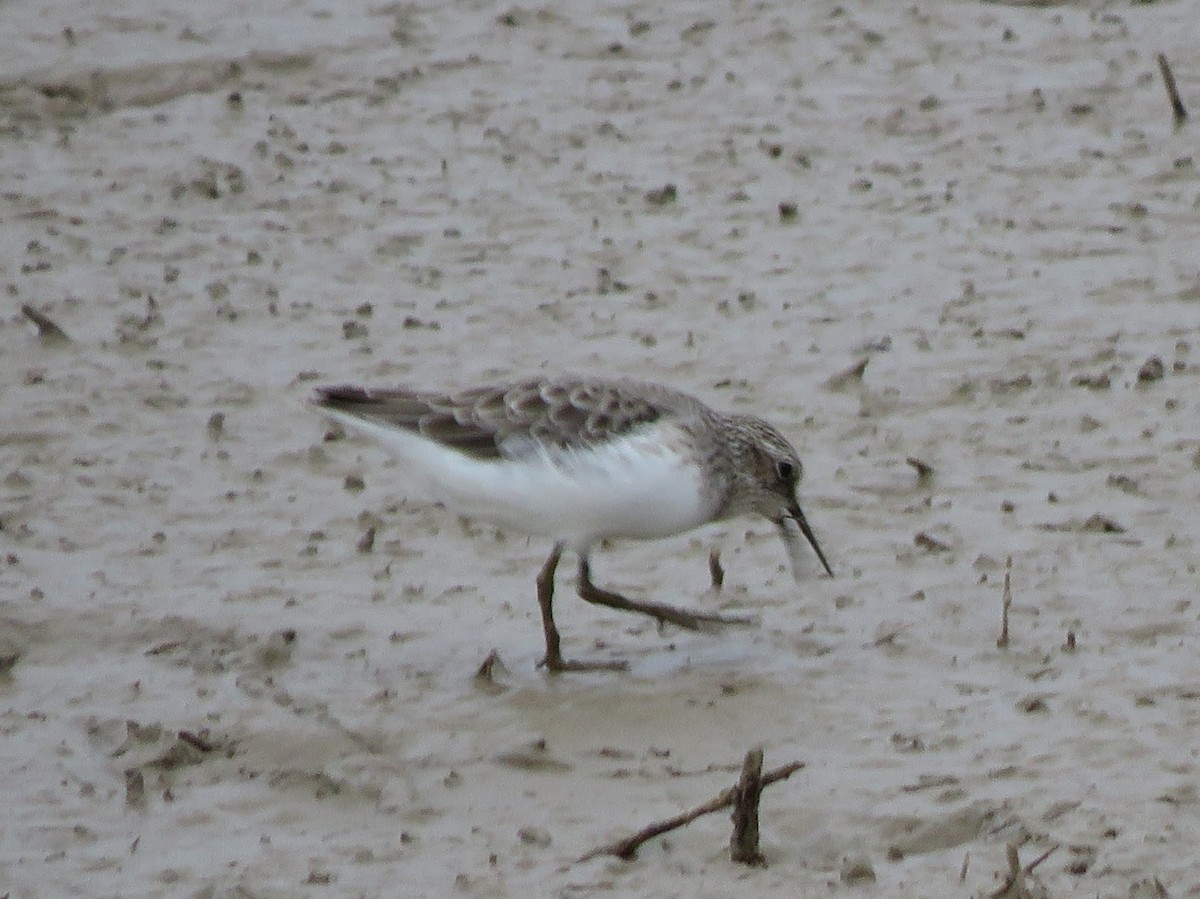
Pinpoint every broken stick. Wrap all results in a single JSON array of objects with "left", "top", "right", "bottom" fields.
[
  {"left": 578, "top": 756, "right": 804, "bottom": 863},
  {"left": 987, "top": 841, "right": 1059, "bottom": 899},
  {"left": 21, "top": 304, "right": 71, "bottom": 344},
  {"left": 708, "top": 548, "right": 725, "bottom": 591},
  {"left": 729, "top": 747, "right": 765, "bottom": 865},
  {"left": 997, "top": 556, "right": 1013, "bottom": 649},
  {"left": 1157, "top": 53, "right": 1188, "bottom": 127}
]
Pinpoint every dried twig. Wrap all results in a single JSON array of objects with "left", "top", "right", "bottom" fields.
[
  {"left": 729, "top": 748, "right": 765, "bottom": 865},
  {"left": 1022, "top": 843, "right": 1059, "bottom": 875},
  {"left": 474, "top": 649, "right": 503, "bottom": 679},
  {"left": 997, "top": 556, "right": 1013, "bottom": 649},
  {"left": 21, "top": 304, "right": 71, "bottom": 344},
  {"left": 1157, "top": 53, "right": 1188, "bottom": 127},
  {"left": 906, "top": 456, "right": 934, "bottom": 484},
  {"left": 708, "top": 548, "right": 725, "bottom": 591},
  {"left": 824, "top": 356, "right": 869, "bottom": 390},
  {"left": 987, "top": 841, "right": 1059, "bottom": 899},
  {"left": 177, "top": 730, "right": 217, "bottom": 752},
  {"left": 473, "top": 649, "right": 509, "bottom": 694},
  {"left": 578, "top": 758, "right": 805, "bottom": 862}
]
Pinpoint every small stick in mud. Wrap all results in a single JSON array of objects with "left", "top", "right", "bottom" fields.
[
  {"left": 729, "top": 747, "right": 765, "bottom": 865},
  {"left": 474, "top": 649, "right": 506, "bottom": 682},
  {"left": 823, "top": 356, "right": 869, "bottom": 390},
  {"left": 578, "top": 755, "right": 805, "bottom": 863},
  {"left": 708, "top": 548, "right": 725, "bottom": 591},
  {"left": 906, "top": 456, "right": 934, "bottom": 484},
  {"left": 987, "top": 841, "right": 1059, "bottom": 899},
  {"left": 178, "top": 730, "right": 217, "bottom": 752},
  {"left": 21, "top": 304, "right": 71, "bottom": 344},
  {"left": 997, "top": 556, "right": 1013, "bottom": 649},
  {"left": 1157, "top": 53, "right": 1188, "bottom": 127}
]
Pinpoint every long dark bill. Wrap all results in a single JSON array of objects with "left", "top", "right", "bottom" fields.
[{"left": 778, "top": 503, "right": 834, "bottom": 580}]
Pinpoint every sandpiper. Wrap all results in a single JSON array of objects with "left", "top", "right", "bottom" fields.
[{"left": 313, "top": 376, "right": 832, "bottom": 671}]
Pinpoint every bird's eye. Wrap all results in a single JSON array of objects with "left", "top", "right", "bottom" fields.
[{"left": 776, "top": 459, "right": 796, "bottom": 482}]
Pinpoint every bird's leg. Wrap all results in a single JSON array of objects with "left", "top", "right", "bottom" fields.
[
  {"left": 534, "top": 543, "right": 565, "bottom": 669},
  {"left": 576, "top": 555, "right": 754, "bottom": 631},
  {"left": 535, "top": 543, "right": 627, "bottom": 673}
]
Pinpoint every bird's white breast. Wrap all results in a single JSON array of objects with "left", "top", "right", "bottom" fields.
[{"left": 326, "top": 411, "right": 714, "bottom": 551}]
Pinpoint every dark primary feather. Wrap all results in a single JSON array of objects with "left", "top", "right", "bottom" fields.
[{"left": 313, "top": 378, "right": 696, "bottom": 461}]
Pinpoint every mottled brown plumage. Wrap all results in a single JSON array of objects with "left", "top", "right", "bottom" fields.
[{"left": 314, "top": 378, "right": 698, "bottom": 461}]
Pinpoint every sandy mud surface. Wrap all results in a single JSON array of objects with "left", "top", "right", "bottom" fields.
[{"left": 2, "top": 0, "right": 1199, "bottom": 895}]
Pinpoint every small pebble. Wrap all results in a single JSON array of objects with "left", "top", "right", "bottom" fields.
[
  {"left": 840, "top": 853, "right": 876, "bottom": 884},
  {"left": 518, "top": 826, "right": 552, "bottom": 848}
]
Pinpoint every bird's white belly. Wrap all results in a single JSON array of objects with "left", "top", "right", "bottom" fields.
[
  {"left": 481, "top": 436, "right": 713, "bottom": 546},
  {"left": 329, "top": 412, "right": 714, "bottom": 549}
]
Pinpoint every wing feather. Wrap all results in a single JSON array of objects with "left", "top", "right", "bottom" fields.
[{"left": 313, "top": 377, "right": 700, "bottom": 461}]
